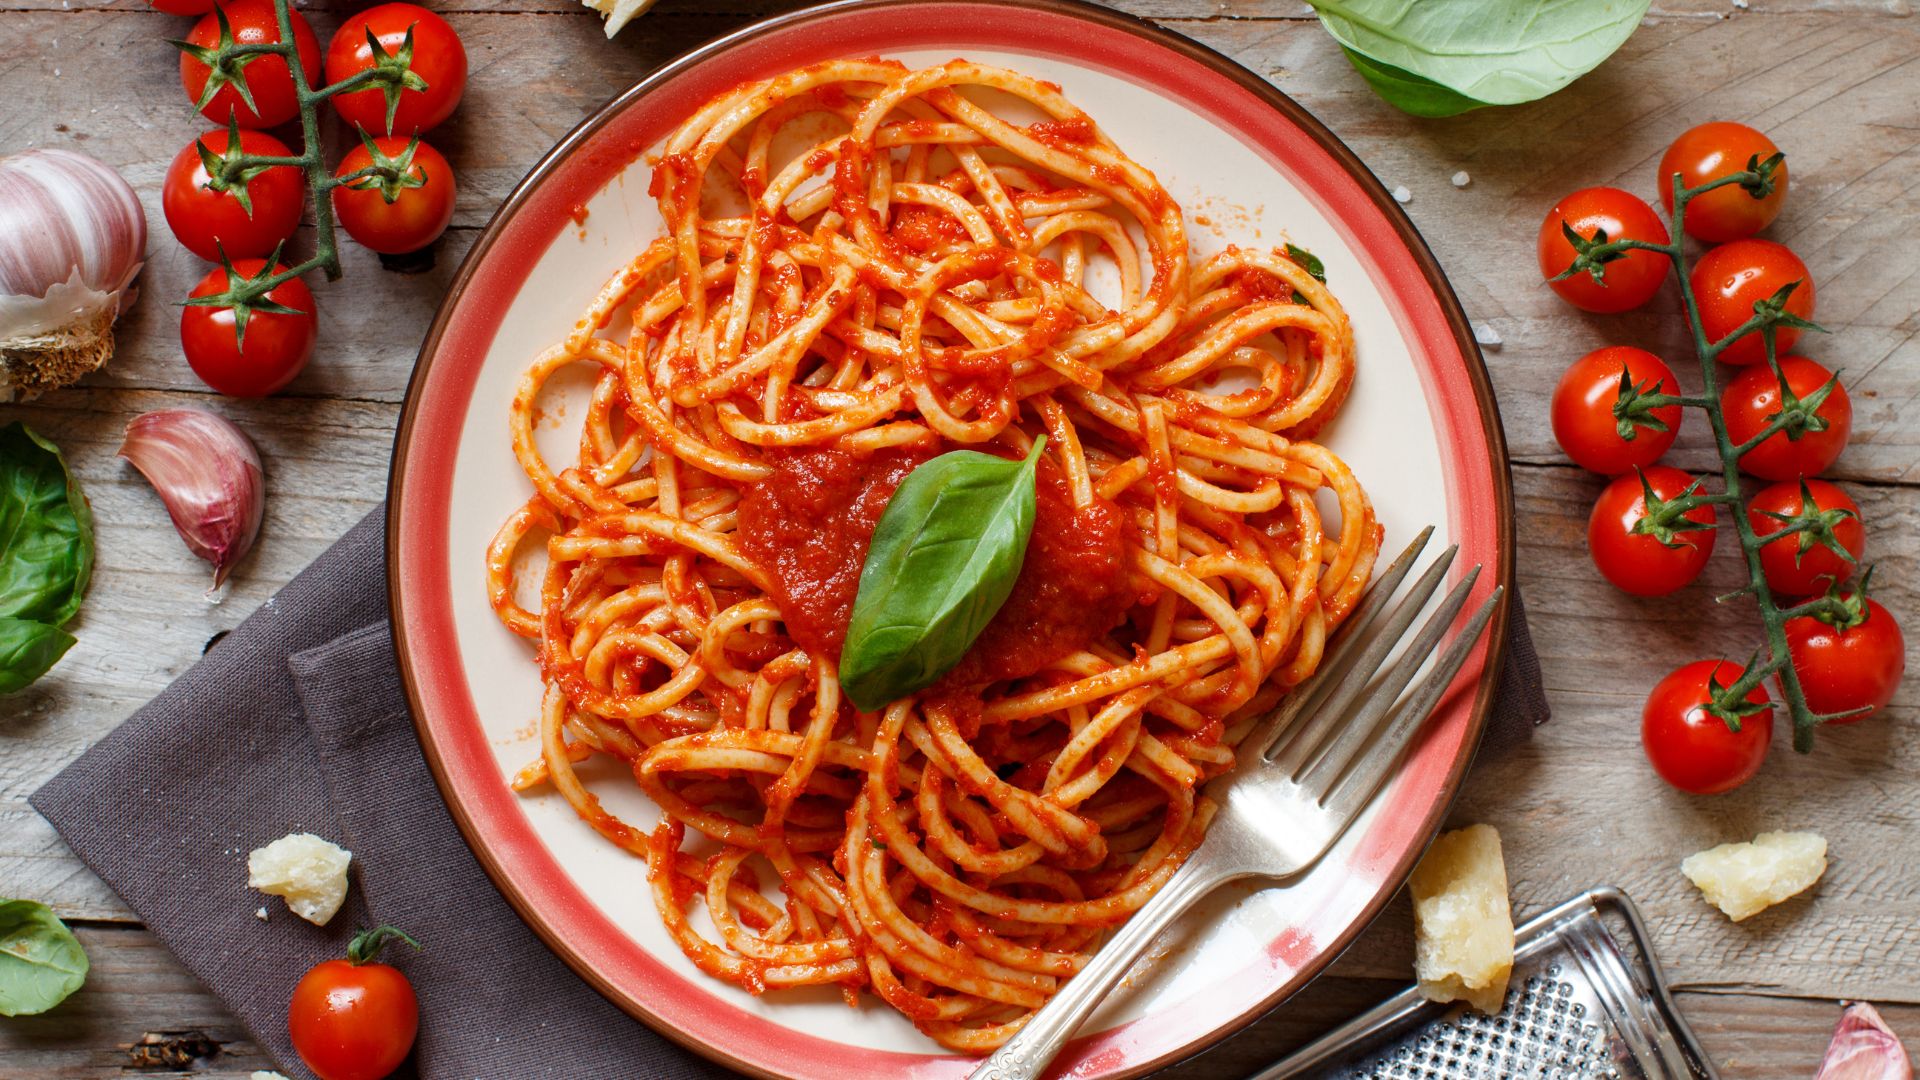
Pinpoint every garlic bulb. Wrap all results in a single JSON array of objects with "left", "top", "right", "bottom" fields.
[
  {"left": 0, "top": 148, "right": 146, "bottom": 402},
  {"left": 118, "top": 409, "right": 265, "bottom": 588}
]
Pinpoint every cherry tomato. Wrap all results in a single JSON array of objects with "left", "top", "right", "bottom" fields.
[
  {"left": 1538, "top": 187, "right": 1671, "bottom": 313},
  {"left": 1551, "top": 346, "right": 1683, "bottom": 475},
  {"left": 1785, "top": 596, "right": 1905, "bottom": 723},
  {"left": 332, "top": 137, "right": 457, "bottom": 255},
  {"left": 1588, "top": 466, "right": 1716, "bottom": 597},
  {"left": 1722, "top": 356, "right": 1852, "bottom": 481},
  {"left": 326, "top": 4, "right": 468, "bottom": 136},
  {"left": 1657, "top": 122, "right": 1789, "bottom": 243},
  {"left": 1748, "top": 478, "right": 1864, "bottom": 597},
  {"left": 1642, "top": 659, "right": 1772, "bottom": 795},
  {"left": 181, "top": 259, "right": 317, "bottom": 398},
  {"left": 289, "top": 928, "right": 419, "bottom": 1080},
  {"left": 162, "top": 129, "right": 305, "bottom": 263},
  {"left": 149, "top": 0, "right": 217, "bottom": 14},
  {"left": 1691, "top": 239, "right": 1815, "bottom": 366},
  {"left": 179, "top": 0, "right": 322, "bottom": 129}
]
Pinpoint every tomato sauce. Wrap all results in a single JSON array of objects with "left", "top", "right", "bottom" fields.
[{"left": 736, "top": 446, "right": 1134, "bottom": 687}]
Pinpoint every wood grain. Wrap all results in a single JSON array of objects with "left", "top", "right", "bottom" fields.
[{"left": 1, "top": 0, "right": 1916, "bottom": 1075}]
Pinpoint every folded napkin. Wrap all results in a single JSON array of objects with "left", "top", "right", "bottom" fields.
[{"left": 32, "top": 508, "right": 1546, "bottom": 1078}]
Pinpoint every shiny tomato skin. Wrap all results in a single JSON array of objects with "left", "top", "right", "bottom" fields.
[
  {"left": 161, "top": 129, "right": 304, "bottom": 263},
  {"left": 1587, "top": 466, "right": 1716, "bottom": 597},
  {"left": 1748, "top": 478, "right": 1864, "bottom": 597},
  {"left": 1642, "top": 659, "right": 1772, "bottom": 795},
  {"left": 331, "top": 138, "right": 457, "bottom": 254},
  {"left": 1658, "top": 122, "right": 1789, "bottom": 243},
  {"left": 326, "top": 4, "right": 468, "bottom": 136},
  {"left": 1691, "top": 239, "right": 1815, "bottom": 366},
  {"left": 178, "top": 0, "right": 321, "bottom": 129},
  {"left": 1551, "top": 346, "right": 1683, "bottom": 475},
  {"left": 1722, "top": 356, "right": 1852, "bottom": 481},
  {"left": 289, "top": 958, "right": 419, "bottom": 1080},
  {"left": 1538, "top": 187, "right": 1671, "bottom": 313},
  {"left": 180, "top": 260, "right": 316, "bottom": 398},
  {"left": 150, "top": 0, "right": 216, "bottom": 13},
  {"left": 1786, "top": 597, "right": 1905, "bottom": 723}
]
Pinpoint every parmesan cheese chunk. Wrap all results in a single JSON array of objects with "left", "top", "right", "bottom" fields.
[
  {"left": 1410, "top": 824, "right": 1513, "bottom": 1014},
  {"left": 1681, "top": 830, "right": 1827, "bottom": 921},
  {"left": 247, "top": 833, "right": 351, "bottom": 926},
  {"left": 252, "top": 1072, "right": 292, "bottom": 1080},
  {"left": 580, "top": 0, "right": 656, "bottom": 38}
]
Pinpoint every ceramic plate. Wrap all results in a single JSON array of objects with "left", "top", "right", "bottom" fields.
[{"left": 389, "top": 2, "right": 1514, "bottom": 1076}]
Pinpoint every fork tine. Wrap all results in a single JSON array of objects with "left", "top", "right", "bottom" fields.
[
  {"left": 1311, "top": 585, "right": 1505, "bottom": 827},
  {"left": 1245, "top": 527, "right": 1434, "bottom": 761},
  {"left": 1294, "top": 566, "right": 1483, "bottom": 788},
  {"left": 1268, "top": 545, "right": 1460, "bottom": 773}
]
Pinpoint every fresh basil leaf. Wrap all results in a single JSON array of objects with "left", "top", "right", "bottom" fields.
[
  {"left": 1308, "top": 0, "right": 1652, "bottom": 113},
  {"left": 0, "top": 898, "right": 89, "bottom": 1016},
  {"left": 1337, "top": 46, "right": 1489, "bottom": 118},
  {"left": 839, "top": 438, "right": 1044, "bottom": 712},
  {"left": 0, "top": 423, "right": 93, "bottom": 627},
  {"left": 0, "top": 618, "right": 76, "bottom": 695}
]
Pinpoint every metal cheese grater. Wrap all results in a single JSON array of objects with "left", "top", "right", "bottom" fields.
[{"left": 1251, "top": 887, "right": 1718, "bottom": 1080}]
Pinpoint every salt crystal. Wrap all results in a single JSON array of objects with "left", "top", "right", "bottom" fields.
[
  {"left": 1731, "top": 0, "right": 1749, "bottom": 8},
  {"left": 1473, "top": 323, "right": 1503, "bottom": 348},
  {"left": 1391, "top": 185, "right": 1411, "bottom": 204},
  {"left": 1451, "top": 171, "right": 1471, "bottom": 188}
]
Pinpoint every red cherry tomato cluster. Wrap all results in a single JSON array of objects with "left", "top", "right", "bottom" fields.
[
  {"left": 1539, "top": 122, "right": 1904, "bottom": 796},
  {"left": 153, "top": 0, "right": 466, "bottom": 397}
]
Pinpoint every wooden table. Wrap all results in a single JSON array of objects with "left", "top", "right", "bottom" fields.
[{"left": 3, "top": 0, "right": 1915, "bottom": 1075}]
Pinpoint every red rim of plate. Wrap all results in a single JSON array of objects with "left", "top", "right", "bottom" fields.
[{"left": 387, "top": 2, "right": 1515, "bottom": 1077}]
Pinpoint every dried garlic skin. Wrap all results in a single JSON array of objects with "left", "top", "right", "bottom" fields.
[
  {"left": 1410, "top": 823, "right": 1514, "bottom": 1013},
  {"left": 247, "top": 832, "right": 352, "bottom": 926},
  {"left": 1681, "top": 830, "right": 1826, "bottom": 922}
]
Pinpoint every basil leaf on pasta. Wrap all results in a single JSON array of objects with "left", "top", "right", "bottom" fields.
[
  {"left": 0, "top": 898, "right": 88, "bottom": 1016},
  {"left": 839, "top": 438, "right": 1044, "bottom": 712}
]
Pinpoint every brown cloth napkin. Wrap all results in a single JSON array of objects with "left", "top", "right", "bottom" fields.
[{"left": 31, "top": 507, "right": 1546, "bottom": 1079}]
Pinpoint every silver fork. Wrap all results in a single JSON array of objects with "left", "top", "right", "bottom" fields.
[{"left": 969, "top": 527, "right": 1504, "bottom": 1080}]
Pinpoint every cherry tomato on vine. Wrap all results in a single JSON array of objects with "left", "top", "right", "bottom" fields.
[
  {"left": 1588, "top": 466, "right": 1716, "bottom": 597},
  {"left": 332, "top": 137, "right": 457, "bottom": 255},
  {"left": 289, "top": 927, "right": 420, "bottom": 1080},
  {"left": 178, "top": 0, "right": 322, "bottom": 129},
  {"left": 1722, "top": 356, "right": 1852, "bottom": 481},
  {"left": 1538, "top": 187, "right": 1671, "bottom": 313},
  {"left": 181, "top": 259, "right": 317, "bottom": 398},
  {"left": 1658, "top": 122, "right": 1789, "bottom": 243},
  {"left": 148, "top": 0, "right": 217, "bottom": 14},
  {"left": 1785, "top": 596, "right": 1905, "bottom": 723},
  {"left": 1642, "top": 659, "right": 1772, "bottom": 795},
  {"left": 1691, "top": 239, "right": 1815, "bottom": 366},
  {"left": 1748, "top": 478, "right": 1864, "bottom": 597},
  {"left": 162, "top": 129, "right": 305, "bottom": 263},
  {"left": 325, "top": 4, "right": 468, "bottom": 136},
  {"left": 1551, "top": 346, "right": 1683, "bottom": 475}
]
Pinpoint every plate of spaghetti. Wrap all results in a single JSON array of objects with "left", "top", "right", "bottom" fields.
[{"left": 388, "top": 1, "right": 1512, "bottom": 1076}]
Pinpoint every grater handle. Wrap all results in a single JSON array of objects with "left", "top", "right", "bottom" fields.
[{"left": 968, "top": 861, "right": 1231, "bottom": 1080}]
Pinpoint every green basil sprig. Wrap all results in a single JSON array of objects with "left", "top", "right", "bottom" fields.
[
  {"left": 0, "top": 423, "right": 92, "bottom": 694},
  {"left": 1307, "top": 0, "right": 1653, "bottom": 118},
  {"left": 839, "top": 437, "right": 1044, "bottom": 712},
  {"left": 0, "top": 898, "right": 89, "bottom": 1016}
]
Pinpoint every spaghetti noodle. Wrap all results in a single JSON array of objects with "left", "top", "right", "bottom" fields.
[{"left": 489, "top": 58, "right": 1380, "bottom": 1052}]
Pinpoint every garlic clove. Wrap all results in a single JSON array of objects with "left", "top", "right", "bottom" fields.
[
  {"left": 1816, "top": 1002, "right": 1913, "bottom": 1080},
  {"left": 117, "top": 409, "right": 265, "bottom": 589}
]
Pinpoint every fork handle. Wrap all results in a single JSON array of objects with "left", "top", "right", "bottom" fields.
[{"left": 967, "top": 861, "right": 1232, "bottom": 1080}]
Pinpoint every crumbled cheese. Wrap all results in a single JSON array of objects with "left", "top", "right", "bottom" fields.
[
  {"left": 254, "top": 907, "right": 269, "bottom": 922},
  {"left": 247, "top": 833, "right": 351, "bottom": 926},
  {"left": 581, "top": 0, "right": 657, "bottom": 37},
  {"left": 1473, "top": 323, "right": 1503, "bottom": 348},
  {"left": 1451, "top": 171, "right": 1471, "bottom": 188},
  {"left": 252, "top": 1072, "right": 292, "bottom": 1080},
  {"left": 1682, "top": 830, "right": 1826, "bottom": 921},
  {"left": 1391, "top": 185, "right": 1412, "bottom": 204},
  {"left": 1410, "top": 824, "right": 1513, "bottom": 1013}
]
